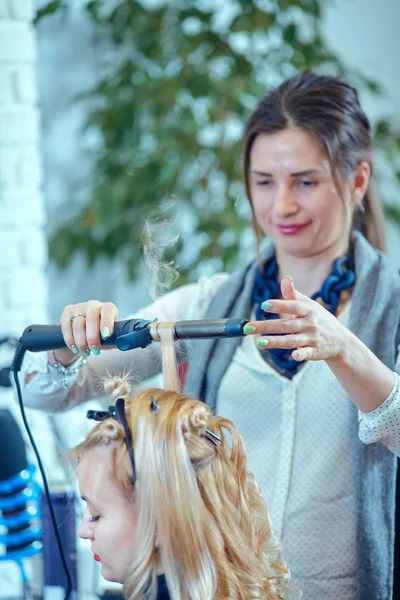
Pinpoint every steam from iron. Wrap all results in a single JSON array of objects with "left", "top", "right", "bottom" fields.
[{"left": 142, "top": 199, "right": 180, "bottom": 301}]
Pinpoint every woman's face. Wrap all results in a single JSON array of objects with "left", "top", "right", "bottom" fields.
[
  {"left": 248, "top": 127, "right": 364, "bottom": 261},
  {"left": 77, "top": 446, "right": 138, "bottom": 584}
]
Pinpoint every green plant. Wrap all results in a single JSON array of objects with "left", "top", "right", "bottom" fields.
[{"left": 37, "top": 0, "right": 400, "bottom": 284}]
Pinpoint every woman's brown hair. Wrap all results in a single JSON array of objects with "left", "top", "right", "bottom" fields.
[{"left": 243, "top": 70, "right": 386, "bottom": 251}]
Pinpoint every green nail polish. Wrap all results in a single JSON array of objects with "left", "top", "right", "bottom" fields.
[
  {"left": 283, "top": 275, "right": 293, "bottom": 282},
  {"left": 71, "top": 345, "right": 79, "bottom": 355},
  {"left": 101, "top": 326, "right": 111, "bottom": 339},
  {"left": 261, "top": 301, "right": 273, "bottom": 311},
  {"left": 297, "top": 351, "right": 303, "bottom": 361},
  {"left": 257, "top": 339, "right": 269, "bottom": 348},
  {"left": 243, "top": 325, "right": 256, "bottom": 334},
  {"left": 91, "top": 345, "right": 101, "bottom": 356},
  {"left": 83, "top": 349, "right": 91, "bottom": 358}
]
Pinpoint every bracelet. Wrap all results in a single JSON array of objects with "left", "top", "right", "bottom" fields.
[{"left": 50, "top": 351, "right": 87, "bottom": 389}]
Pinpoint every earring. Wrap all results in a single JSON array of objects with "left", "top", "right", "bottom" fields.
[{"left": 358, "top": 202, "right": 365, "bottom": 214}]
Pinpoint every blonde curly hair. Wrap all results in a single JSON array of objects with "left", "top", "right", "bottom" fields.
[{"left": 74, "top": 372, "right": 293, "bottom": 600}]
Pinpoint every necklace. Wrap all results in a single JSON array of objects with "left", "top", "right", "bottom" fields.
[{"left": 252, "top": 253, "right": 356, "bottom": 372}]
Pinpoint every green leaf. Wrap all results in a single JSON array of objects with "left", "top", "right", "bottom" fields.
[
  {"left": 85, "top": 1, "right": 105, "bottom": 24},
  {"left": 34, "top": 0, "right": 66, "bottom": 24},
  {"left": 384, "top": 203, "right": 400, "bottom": 226},
  {"left": 283, "top": 23, "right": 298, "bottom": 44}
]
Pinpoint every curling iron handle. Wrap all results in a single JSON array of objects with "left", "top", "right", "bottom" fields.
[{"left": 19, "top": 319, "right": 152, "bottom": 352}]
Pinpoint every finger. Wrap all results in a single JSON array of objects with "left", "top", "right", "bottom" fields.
[
  {"left": 281, "top": 276, "right": 309, "bottom": 302},
  {"left": 60, "top": 305, "right": 81, "bottom": 354},
  {"left": 72, "top": 306, "right": 91, "bottom": 352},
  {"left": 257, "top": 333, "right": 309, "bottom": 350},
  {"left": 256, "top": 299, "right": 310, "bottom": 318},
  {"left": 99, "top": 303, "right": 119, "bottom": 341},
  {"left": 280, "top": 276, "right": 297, "bottom": 301},
  {"left": 85, "top": 306, "right": 102, "bottom": 349},
  {"left": 292, "top": 346, "right": 316, "bottom": 362},
  {"left": 245, "top": 317, "right": 307, "bottom": 336},
  {"left": 61, "top": 301, "right": 103, "bottom": 354}
]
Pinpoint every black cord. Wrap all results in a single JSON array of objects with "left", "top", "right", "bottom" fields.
[{"left": 11, "top": 342, "right": 72, "bottom": 600}]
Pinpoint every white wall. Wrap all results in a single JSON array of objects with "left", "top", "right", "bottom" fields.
[
  {"left": 323, "top": 0, "right": 400, "bottom": 265},
  {"left": 0, "top": 0, "right": 47, "bottom": 333},
  {"left": 0, "top": 0, "right": 53, "bottom": 596},
  {"left": 324, "top": 0, "right": 400, "bottom": 119}
]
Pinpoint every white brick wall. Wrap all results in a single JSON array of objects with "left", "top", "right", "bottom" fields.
[
  {"left": 9, "top": 0, "right": 35, "bottom": 21},
  {"left": 0, "top": 0, "right": 48, "bottom": 338},
  {"left": 0, "top": 3, "right": 49, "bottom": 594}
]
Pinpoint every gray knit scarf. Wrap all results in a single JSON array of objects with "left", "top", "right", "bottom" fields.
[{"left": 184, "top": 231, "right": 400, "bottom": 600}]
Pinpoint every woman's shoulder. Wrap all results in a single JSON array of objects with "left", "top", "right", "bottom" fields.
[
  {"left": 178, "top": 272, "right": 231, "bottom": 318},
  {"left": 353, "top": 231, "right": 400, "bottom": 279}
]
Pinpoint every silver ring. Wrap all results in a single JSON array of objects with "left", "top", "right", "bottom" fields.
[{"left": 69, "top": 314, "right": 86, "bottom": 323}]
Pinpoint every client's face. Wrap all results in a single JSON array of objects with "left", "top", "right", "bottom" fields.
[{"left": 77, "top": 446, "right": 138, "bottom": 584}]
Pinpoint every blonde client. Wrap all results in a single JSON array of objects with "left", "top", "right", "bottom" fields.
[{"left": 74, "top": 366, "right": 294, "bottom": 599}]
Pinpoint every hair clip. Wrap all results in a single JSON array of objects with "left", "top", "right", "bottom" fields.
[
  {"left": 204, "top": 428, "right": 221, "bottom": 446},
  {"left": 87, "top": 408, "right": 110, "bottom": 422},
  {"left": 86, "top": 399, "right": 136, "bottom": 484},
  {"left": 115, "top": 398, "right": 136, "bottom": 483},
  {"left": 150, "top": 395, "right": 159, "bottom": 412}
]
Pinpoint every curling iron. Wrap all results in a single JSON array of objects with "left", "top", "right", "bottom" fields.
[{"left": 19, "top": 318, "right": 249, "bottom": 353}]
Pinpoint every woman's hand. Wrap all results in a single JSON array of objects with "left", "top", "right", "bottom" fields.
[
  {"left": 245, "top": 277, "right": 348, "bottom": 362},
  {"left": 52, "top": 300, "right": 119, "bottom": 366},
  {"left": 245, "top": 277, "right": 396, "bottom": 413}
]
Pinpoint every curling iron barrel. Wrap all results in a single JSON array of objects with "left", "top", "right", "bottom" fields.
[{"left": 19, "top": 318, "right": 249, "bottom": 353}]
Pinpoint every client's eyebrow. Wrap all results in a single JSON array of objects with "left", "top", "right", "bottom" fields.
[{"left": 81, "top": 494, "right": 102, "bottom": 510}]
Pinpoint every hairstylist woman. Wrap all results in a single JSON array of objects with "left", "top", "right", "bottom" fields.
[{"left": 22, "top": 71, "right": 400, "bottom": 599}]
